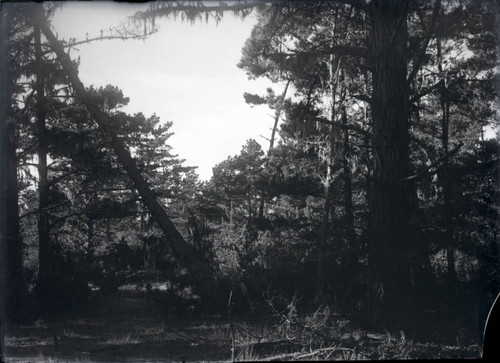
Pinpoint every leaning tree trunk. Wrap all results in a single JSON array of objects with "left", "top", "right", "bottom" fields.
[
  {"left": 30, "top": 6, "right": 219, "bottom": 298},
  {"left": 258, "top": 80, "right": 290, "bottom": 219},
  {"left": 367, "top": 0, "right": 413, "bottom": 326}
]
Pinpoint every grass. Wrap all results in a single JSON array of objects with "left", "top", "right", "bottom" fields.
[
  {"left": 4, "top": 288, "right": 482, "bottom": 362},
  {"left": 236, "top": 344, "right": 259, "bottom": 361},
  {"left": 101, "top": 333, "right": 141, "bottom": 345}
]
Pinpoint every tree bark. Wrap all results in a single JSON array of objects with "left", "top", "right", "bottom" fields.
[
  {"left": 34, "top": 23, "right": 52, "bottom": 293},
  {"left": 341, "top": 107, "right": 359, "bottom": 290},
  {"left": 4, "top": 112, "right": 24, "bottom": 321},
  {"left": 2, "top": 3, "right": 25, "bottom": 325},
  {"left": 342, "top": 108, "right": 355, "bottom": 244},
  {"left": 31, "top": 7, "right": 219, "bottom": 298},
  {"left": 437, "top": 37, "right": 457, "bottom": 290},
  {"left": 85, "top": 217, "right": 94, "bottom": 261},
  {"left": 367, "top": 0, "right": 413, "bottom": 325},
  {"left": 317, "top": 189, "right": 332, "bottom": 300}
]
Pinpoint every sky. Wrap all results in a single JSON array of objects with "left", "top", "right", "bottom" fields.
[{"left": 50, "top": 1, "right": 277, "bottom": 181}]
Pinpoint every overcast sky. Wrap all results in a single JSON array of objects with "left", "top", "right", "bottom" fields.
[{"left": 51, "top": 1, "right": 276, "bottom": 181}]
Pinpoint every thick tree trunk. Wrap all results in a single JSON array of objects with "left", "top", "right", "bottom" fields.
[
  {"left": 34, "top": 23, "right": 52, "bottom": 294},
  {"left": 32, "top": 7, "right": 219, "bottom": 298},
  {"left": 367, "top": 0, "right": 413, "bottom": 325},
  {"left": 2, "top": 5, "right": 25, "bottom": 323}
]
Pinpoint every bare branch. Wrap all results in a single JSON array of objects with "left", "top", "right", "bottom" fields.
[{"left": 62, "top": 32, "right": 157, "bottom": 48}]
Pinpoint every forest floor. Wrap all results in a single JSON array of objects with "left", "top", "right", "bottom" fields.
[{"left": 4, "top": 285, "right": 484, "bottom": 362}]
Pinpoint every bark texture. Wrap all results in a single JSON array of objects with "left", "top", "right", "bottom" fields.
[
  {"left": 2, "top": 5, "right": 25, "bottom": 323},
  {"left": 367, "top": 0, "right": 413, "bottom": 325}
]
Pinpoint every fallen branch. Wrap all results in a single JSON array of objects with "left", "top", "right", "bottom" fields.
[{"left": 255, "top": 351, "right": 301, "bottom": 361}]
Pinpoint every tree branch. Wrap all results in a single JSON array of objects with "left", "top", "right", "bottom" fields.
[
  {"left": 406, "top": 0, "right": 441, "bottom": 86},
  {"left": 411, "top": 79, "right": 444, "bottom": 103},
  {"left": 351, "top": 93, "right": 373, "bottom": 104},
  {"left": 136, "top": 1, "right": 262, "bottom": 21},
  {"left": 19, "top": 200, "right": 71, "bottom": 220},
  {"left": 312, "top": 116, "right": 370, "bottom": 138},
  {"left": 264, "top": 45, "right": 367, "bottom": 61},
  {"left": 62, "top": 32, "right": 157, "bottom": 48},
  {"left": 405, "top": 142, "right": 463, "bottom": 181}
]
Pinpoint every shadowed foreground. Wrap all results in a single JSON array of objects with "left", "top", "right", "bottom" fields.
[
  {"left": 5, "top": 286, "right": 483, "bottom": 362},
  {"left": 6, "top": 289, "right": 231, "bottom": 362}
]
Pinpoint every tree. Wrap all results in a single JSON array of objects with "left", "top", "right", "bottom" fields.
[
  {"left": 26, "top": 4, "right": 222, "bottom": 300},
  {"left": 235, "top": 0, "right": 499, "bottom": 325},
  {"left": 211, "top": 139, "right": 266, "bottom": 225},
  {"left": 1, "top": 1, "right": 17, "bottom": 334}
]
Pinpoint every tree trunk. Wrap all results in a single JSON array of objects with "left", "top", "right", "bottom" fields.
[
  {"left": 437, "top": 38, "right": 457, "bottom": 290},
  {"left": 4, "top": 113, "right": 24, "bottom": 321},
  {"left": 317, "top": 188, "right": 331, "bottom": 299},
  {"left": 317, "top": 57, "right": 341, "bottom": 300},
  {"left": 341, "top": 107, "right": 359, "bottom": 290},
  {"left": 34, "top": 23, "right": 52, "bottom": 294},
  {"left": 367, "top": 0, "right": 413, "bottom": 325},
  {"left": 341, "top": 107, "right": 355, "bottom": 249},
  {"left": 0, "top": 6, "right": 25, "bottom": 324},
  {"left": 442, "top": 94, "right": 457, "bottom": 288},
  {"left": 229, "top": 199, "right": 234, "bottom": 227},
  {"left": 259, "top": 80, "right": 290, "bottom": 219},
  {"left": 2, "top": 5, "right": 25, "bottom": 323},
  {"left": 86, "top": 217, "right": 94, "bottom": 261},
  {"left": 31, "top": 7, "right": 219, "bottom": 298}
]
